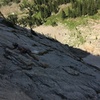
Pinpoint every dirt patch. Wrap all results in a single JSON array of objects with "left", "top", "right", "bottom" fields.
[
  {"left": 34, "top": 21, "right": 100, "bottom": 56},
  {"left": 0, "top": 3, "right": 21, "bottom": 17},
  {"left": 34, "top": 24, "right": 71, "bottom": 44}
]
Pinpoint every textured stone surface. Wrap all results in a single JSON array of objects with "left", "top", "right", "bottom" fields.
[{"left": 0, "top": 18, "right": 100, "bottom": 100}]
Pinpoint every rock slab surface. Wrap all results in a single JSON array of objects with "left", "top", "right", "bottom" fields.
[{"left": 0, "top": 18, "right": 100, "bottom": 100}]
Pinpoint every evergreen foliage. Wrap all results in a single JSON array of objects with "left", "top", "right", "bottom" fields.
[
  {"left": 7, "top": 13, "right": 18, "bottom": 24},
  {"left": 68, "top": 0, "right": 99, "bottom": 18},
  {"left": 61, "top": 10, "right": 66, "bottom": 20},
  {"left": 3, "top": 0, "right": 100, "bottom": 27},
  {"left": 18, "top": 0, "right": 71, "bottom": 27},
  {"left": 19, "top": 0, "right": 38, "bottom": 28}
]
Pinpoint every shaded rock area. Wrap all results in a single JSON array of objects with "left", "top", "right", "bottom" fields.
[{"left": 0, "top": 17, "right": 100, "bottom": 100}]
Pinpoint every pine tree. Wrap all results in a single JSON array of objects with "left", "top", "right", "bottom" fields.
[
  {"left": 61, "top": 10, "right": 66, "bottom": 20},
  {"left": 68, "top": 0, "right": 99, "bottom": 18}
]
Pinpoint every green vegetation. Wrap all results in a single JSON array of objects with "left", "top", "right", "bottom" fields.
[
  {"left": 1, "top": 0, "right": 100, "bottom": 29},
  {"left": 1, "top": 0, "right": 100, "bottom": 47},
  {"left": 7, "top": 13, "right": 18, "bottom": 24},
  {"left": 66, "top": 27, "right": 86, "bottom": 47},
  {"left": 68, "top": 0, "right": 99, "bottom": 17},
  {"left": 45, "top": 13, "right": 89, "bottom": 29},
  {"left": 17, "top": 0, "right": 70, "bottom": 28}
]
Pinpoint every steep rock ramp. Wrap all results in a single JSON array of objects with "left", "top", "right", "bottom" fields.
[{"left": 0, "top": 18, "right": 100, "bottom": 100}]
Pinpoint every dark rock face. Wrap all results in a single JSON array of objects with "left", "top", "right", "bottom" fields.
[{"left": 0, "top": 18, "right": 100, "bottom": 100}]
